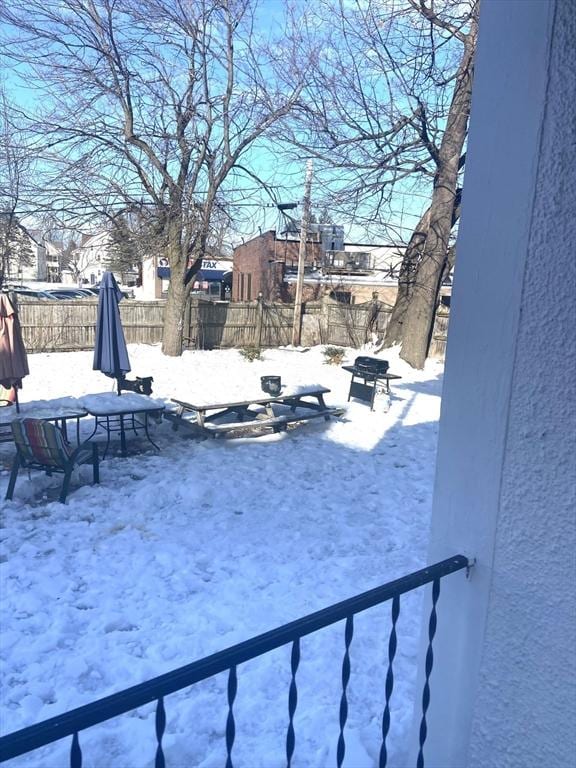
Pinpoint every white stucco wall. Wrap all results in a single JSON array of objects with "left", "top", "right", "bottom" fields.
[{"left": 413, "top": 0, "right": 576, "bottom": 766}]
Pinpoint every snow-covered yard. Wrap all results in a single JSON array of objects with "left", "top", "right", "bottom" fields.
[{"left": 0, "top": 344, "right": 444, "bottom": 768}]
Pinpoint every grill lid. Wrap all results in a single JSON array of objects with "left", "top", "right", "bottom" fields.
[{"left": 353, "top": 356, "right": 389, "bottom": 375}]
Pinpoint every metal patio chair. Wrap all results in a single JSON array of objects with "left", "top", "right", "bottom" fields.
[{"left": 5, "top": 418, "right": 99, "bottom": 504}]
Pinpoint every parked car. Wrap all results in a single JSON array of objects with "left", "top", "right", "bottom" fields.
[
  {"left": 42, "top": 288, "right": 92, "bottom": 300},
  {"left": 0, "top": 286, "right": 52, "bottom": 299},
  {"left": 91, "top": 283, "right": 133, "bottom": 299}
]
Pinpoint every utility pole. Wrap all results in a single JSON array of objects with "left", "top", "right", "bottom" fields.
[{"left": 291, "top": 159, "right": 313, "bottom": 347}]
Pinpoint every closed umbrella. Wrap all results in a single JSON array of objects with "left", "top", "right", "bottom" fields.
[
  {"left": 0, "top": 293, "right": 30, "bottom": 412},
  {"left": 93, "top": 272, "right": 131, "bottom": 394}
]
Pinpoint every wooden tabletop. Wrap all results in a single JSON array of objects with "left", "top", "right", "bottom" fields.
[{"left": 171, "top": 385, "right": 330, "bottom": 413}]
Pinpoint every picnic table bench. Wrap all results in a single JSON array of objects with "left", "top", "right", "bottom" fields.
[{"left": 165, "top": 385, "right": 341, "bottom": 437}]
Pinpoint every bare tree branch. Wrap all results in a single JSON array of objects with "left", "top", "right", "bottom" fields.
[{"left": 0, "top": 0, "right": 308, "bottom": 354}]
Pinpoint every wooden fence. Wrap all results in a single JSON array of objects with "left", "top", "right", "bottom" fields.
[
  {"left": 430, "top": 310, "right": 450, "bottom": 359},
  {"left": 191, "top": 301, "right": 294, "bottom": 349},
  {"left": 325, "top": 301, "right": 392, "bottom": 348},
  {"left": 17, "top": 298, "right": 165, "bottom": 352},
  {"left": 15, "top": 296, "right": 449, "bottom": 359}
]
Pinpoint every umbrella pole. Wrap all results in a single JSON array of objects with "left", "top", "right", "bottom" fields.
[{"left": 14, "top": 386, "right": 20, "bottom": 413}]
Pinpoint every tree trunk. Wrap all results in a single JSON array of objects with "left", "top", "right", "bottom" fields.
[
  {"left": 161, "top": 221, "right": 189, "bottom": 357},
  {"left": 399, "top": 15, "right": 478, "bottom": 369},
  {"left": 162, "top": 271, "right": 188, "bottom": 356},
  {"left": 385, "top": 205, "right": 431, "bottom": 346},
  {"left": 439, "top": 243, "right": 457, "bottom": 294}
]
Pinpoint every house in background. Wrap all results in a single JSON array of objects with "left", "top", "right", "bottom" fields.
[
  {"left": 64, "top": 231, "right": 110, "bottom": 286},
  {"left": 43, "top": 239, "right": 65, "bottom": 282},
  {"left": 63, "top": 231, "right": 138, "bottom": 288},
  {"left": 232, "top": 228, "right": 411, "bottom": 305},
  {"left": 18, "top": 230, "right": 47, "bottom": 282},
  {"left": 27, "top": 231, "right": 67, "bottom": 282}
]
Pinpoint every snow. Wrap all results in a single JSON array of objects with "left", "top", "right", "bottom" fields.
[
  {"left": 0, "top": 344, "right": 444, "bottom": 767},
  {"left": 79, "top": 392, "right": 165, "bottom": 415}
]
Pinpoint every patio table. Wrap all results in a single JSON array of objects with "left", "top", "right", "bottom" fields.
[
  {"left": 80, "top": 392, "right": 165, "bottom": 457},
  {"left": 0, "top": 398, "right": 88, "bottom": 445}
]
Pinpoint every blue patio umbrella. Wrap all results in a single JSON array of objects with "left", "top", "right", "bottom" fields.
[{"left": 93, "top": 272, "right": 131, "bottom": 394}]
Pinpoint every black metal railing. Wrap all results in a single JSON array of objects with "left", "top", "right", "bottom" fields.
[{"left": 0, "top": 555, "right": 470, "bottom": 768}]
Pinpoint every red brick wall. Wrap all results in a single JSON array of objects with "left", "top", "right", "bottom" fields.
[{"left": 232, "top": 231, "right": 321, "bottom": 302}]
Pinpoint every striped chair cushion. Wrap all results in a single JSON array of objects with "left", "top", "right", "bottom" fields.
[{"left": 12, "top": 419, "right": 73, "bottom": 467}]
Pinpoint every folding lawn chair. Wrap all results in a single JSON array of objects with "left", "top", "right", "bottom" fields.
[{"left": 5, "top": 418, "right": 99, "bottom": 504}]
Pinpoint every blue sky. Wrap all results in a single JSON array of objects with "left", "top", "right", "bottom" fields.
[{"left": 1, "top": 0, "right": 433, "bottom": 248}]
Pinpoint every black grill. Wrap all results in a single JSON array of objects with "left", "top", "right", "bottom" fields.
[
  {"left": 352, "top": 356, "right": 389, "bottom": 377},
  {"left": 342, "top": 357, "right": 397, "bottom": 410}
]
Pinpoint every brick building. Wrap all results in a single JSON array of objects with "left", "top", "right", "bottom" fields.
[
  {"left": 232, "top": 230, "right": 410, "bottom": 305},
  {"left": 232, "top": 230, "right": 322, "bottom": 302}
]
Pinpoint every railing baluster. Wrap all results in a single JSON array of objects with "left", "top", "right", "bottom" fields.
[
  {"left": 155, "top": 696, "right": 166, "bottom": 768},
  {"left": 416, "top": 578, "right": 441, "bottom": 768},
  {"left": 225, "top": 665, "right": 238, "bottom": 768},
  {"left": 70, "top": 731, "right": 82, "bottom": 768},
  {"left": 336, "top": 615, "right": 354, "bottom": 768},
  {"left": 379, "top": 595, "right": 400, "bottom": 768},
  {"left": 286, "top": 638, "right": 301, "bottom": 767},
  {"left": 0, "top": 558, "right": 469, "bottom": 766}
]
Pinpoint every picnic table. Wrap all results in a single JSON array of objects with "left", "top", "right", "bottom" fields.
[{"left": 166, "top": 385, "right": 340, "bottom": 437}]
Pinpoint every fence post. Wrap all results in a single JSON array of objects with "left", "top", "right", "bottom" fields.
[
  {"left": 365, "top": 292, "right": 381, "bottom": 344},
  {"left": 187, "top": 296, "right": 201, "bottom": 349},
  {"left": 255, "top": 293, "right": 264, "bottom": 348},
  {"left": 320, "top": 293, "right": 334, "bottom": 345},
  {"left": 183, "top": 296, "right": 192, "bottom": 349}
]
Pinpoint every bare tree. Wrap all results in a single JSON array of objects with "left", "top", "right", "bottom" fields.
[
  {"left": 0, "top": 89, "right": 34, "bottom": 285},
  {"left": 0, "top": 215, "right": 34, "bottom": 285},
  {"left": 107, "top": 201, "right": 232, "bottom": 286},
  {"left": 276, "top": 1, "right": 446, "bottom": 230},
  {"left": 395, "top": 0, "right": 478, "bottom": 368},
  {"left": 386, "top": 184, "right": 462, "bottom": 345},
  {"left": 0, "top": 0, "right": 306, "bottom": 354},
  {"left": 105, "top": 210, "right": 160, "bottom": 286},
  {"left": 278, "top": 0, "right": 478, "bottom": 366}
]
